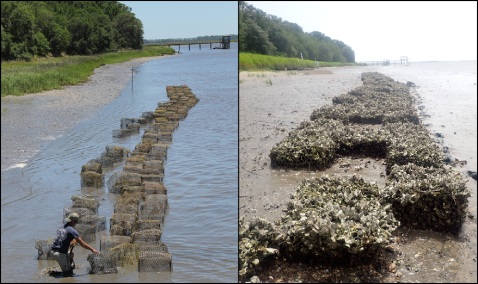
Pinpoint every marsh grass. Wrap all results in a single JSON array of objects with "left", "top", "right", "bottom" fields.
[
  {"left": 239, "top": 52, "right": 357, "bottom": 71},
  {"left": 1, "top": 46, "right": 175, "bottom": 97},
  {"left": 264, "top": 78, "right": 272, "bottom": 85},
  {"left": 239, "top": 79, "right": 244, "bottom": 84}
]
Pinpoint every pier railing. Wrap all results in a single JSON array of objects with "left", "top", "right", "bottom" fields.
[{"left": 357, "top": 56, "right": 410, "bottom": 66}]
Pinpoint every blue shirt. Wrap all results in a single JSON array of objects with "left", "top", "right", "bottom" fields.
[{"left": 51, "top": 224, "right": 79, "bottom": 254}]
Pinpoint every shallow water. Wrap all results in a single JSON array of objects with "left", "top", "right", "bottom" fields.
[{"left": 1, "top": 43, "right": 238, "bottom": 282}]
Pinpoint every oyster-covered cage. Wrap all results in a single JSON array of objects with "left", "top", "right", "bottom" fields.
[
  {"left": 280, "top": 175, "right": 399, "bottom": 258},
  {"left": 270, "top": 118, "right": 444, "bottom": 174},
  {"left": 384, "top": 122, "right": 444, "bottom": 173},
  {"left": 75, "top": 223, "right": 96, "bottom": 243},
  {"left": 311, "top": 73, "right": 418, "bottom": 125},
  {"left": 87, "top": 145, "right": 130, "bottom": 168},
  {"left": 270, "top": 118, "right": 388, "bottom": 170},
  {"left": 107, "top": 171, "right": 142, "bottom": 193},
  {"left": 87, "top": 250, "right": 120, "bottom": 274},
  {"left": 71, "top": 198, "right": 100, "bottom": 214},
  {"left": 132, "top": 229, "right": 163, "bottom": 243},
  {"left": 35, "top": 238, "right": 55, "bottom": 260},
  {"left": 239, "top": 217, "right": 279, "bottom": 283},
  {"left": 109, "top": 243, "right": 139, "bottom": 266},
  {"left": 381, "top": 163, "right": 470, "bottom": 233}
]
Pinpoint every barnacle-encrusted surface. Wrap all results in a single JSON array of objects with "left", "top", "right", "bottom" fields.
[
  {"left": 384, "top": 122, "right": 444, "bottom": 173},
  {"left": 279, "top": 175, "right": 398, "bottom": 259},
  {"left": 270, "top": 118, "right": 342, "bottom": 169},
  {"left": 271, "top": 72, "right": 445, "bottom": 174},
  {"left": 239, "top": 217, "right": 279, "bottom": 283},
  {"left": 381, "top": 163, "right": 470, "bottom": 233},
  {"left": 270, "top": 117, "right": 389, "bottom": 169},
  {"left": 311, "top": 73, "right": 419, "bottom": 125}
]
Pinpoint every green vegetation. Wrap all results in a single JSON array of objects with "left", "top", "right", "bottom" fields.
[
  {"left": 264, "top": 78, "right": 272, "bottom": 85},
  {"left": 1, "top": 45, "right": 174, "bottom": 97},
  {"left": 1, "top": 1, "right": 144, "bottom": 61},
  {"left": 239, "top": 1, "right": 356, "bottom": 63},
  {"left": 240, "top": 52, "right": 357, "bottom": 71}
]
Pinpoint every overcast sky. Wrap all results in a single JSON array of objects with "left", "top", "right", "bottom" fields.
[
  {"left": 119, "top": 1, "right": 238, "bottom": 39},
  {"left": 247, "top": 1, "right": 477, "bottom": 62}
]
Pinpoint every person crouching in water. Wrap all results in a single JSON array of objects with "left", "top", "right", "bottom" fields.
[{"left": 51, "top": 213, "right": 99, "bottom": 275}]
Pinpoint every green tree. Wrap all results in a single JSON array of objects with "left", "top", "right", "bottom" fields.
[
  {"left": 112, "top": 11, "right": 143, "bottom": 49},
  {"left": 33, "top": 31, "right": 49, "bottom": 56},
  {"left": 1, "top": 25, "right": 13, "bottom": 59},
  {"left": 47, "top": 21, "right": 69, "bottom": 56},
  {"left": 242, "top": 17, "right": 275, "bottom": 55},
  {"left": 341, "top": 46, "right": 355, "bottom": 63}
]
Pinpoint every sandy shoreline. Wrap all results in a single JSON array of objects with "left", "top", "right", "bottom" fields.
[
  {"left": 1, "top": 54, "right": 176, "bottom": 172},
  {"left": 239, "top": 67, "right": 477, "bottom": 283},
  {"left": 239, "top": 69, "right": 365, "bottom": 222}
]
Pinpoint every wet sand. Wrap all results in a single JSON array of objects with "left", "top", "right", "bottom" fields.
[
  {"left": 1, "top": 54, "right": 176, "bottom": 173},
  {"left": 239, "top": 67, "right": 477, "bottom": 283},
  {"left": 239, "top": 69, "right": 365, "bottom": 221}
]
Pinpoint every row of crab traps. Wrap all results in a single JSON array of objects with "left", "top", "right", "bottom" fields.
[{"left": 87, "top": 85, "right": 200, "bottom": 274}]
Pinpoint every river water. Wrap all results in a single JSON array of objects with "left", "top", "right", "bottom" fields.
[{"left": 1, "top": 43, "right": 238, "bottom": 282}]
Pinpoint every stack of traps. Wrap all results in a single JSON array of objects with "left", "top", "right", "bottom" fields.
[{"left": 88, "top": 86, "right": 199, "bottom": 274}]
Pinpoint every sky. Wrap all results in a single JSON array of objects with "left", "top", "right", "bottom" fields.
[
  {"left": 118, "top": 1, "right": 238, "bottom": 39},
  {"left": 247, "top": 1, "right": 477, "bottom": 62}
]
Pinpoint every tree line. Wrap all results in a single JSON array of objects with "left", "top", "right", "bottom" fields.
[
  {"left": 1, "top": 1, "right": 144, "bottom": 61},
  {"left": 239, "top": 1, "right": 355, "bottom": 63},
  {"left": 144, "top": 34, "right": 238, "bottom": 44}
]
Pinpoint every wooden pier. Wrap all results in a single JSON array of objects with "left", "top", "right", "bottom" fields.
[
  {"left": 358, "top": 56, "right": 410, "bottom": 66},
  {"left": 149, "top": 35, "right": 232, "bottom": 51}
]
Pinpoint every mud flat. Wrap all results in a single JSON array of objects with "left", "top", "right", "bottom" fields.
[
  {"left": 239, "top": 67, "right": 477, "bottom": 283},
  {"left": 1, "top": 54, "right": 176, "bottom": 173}
]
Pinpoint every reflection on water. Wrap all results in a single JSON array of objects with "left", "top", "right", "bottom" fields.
[{"left": 1, "top": 43, "right": 238, "bottom": 282}]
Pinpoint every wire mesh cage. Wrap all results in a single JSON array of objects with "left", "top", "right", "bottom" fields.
[
  {"left": 100, "top": 235, "right": 132, "bottom": 251},
  {"left": 81, "top": 215, "right": 106, "bottom": 231},
  {"left": 114, "top": 202, "right": 139, "bottom": 215},
  {"left": 144, "top": 184, "right": 167, "bottom": 196},
  {"left": 135, "top": 143, "right": 153, "bottom": 154},
  {"left": 139, "top": 201, "right": 166, "bottom": 222},
  {"left": 35, "top": 238, "right": 55, "bottom": 260},
  {"left": 138, "top": 251, "right": 172, "bottom": 272},
  {"left": 71, "top": 199, "right": 100, "bottom": 214},
  {"left": 110, "top": 221, "right": 134, "bottom": 236},
  {"left": 123, "top": 165, "right": 143, "bottom": 174},
  {"left": 107, "top": 171, "right": 142, "bottom": 193},
  {"left": 120, "top": 186, "right": 143, "bottom": 196},
  {"left": 110, "top": 213, "right": 138, "bottom": 227},
  {"left": 75, "top": 223, "right": 96, "bottom": 243},
  {"left": 121, "top": 191, "right": 145, "bottom": 200},
  {"left": 144, "top": 194, "right": 168, "bottom": 208},
  {"left": 120, "top": 197, "right": 141, "bottom": 206},
  {"left": 87, "top": 250, "right": 120, "bottom": 274},
  {"left": 132, "top": 229, "right": 163, "bottom": 243},
  {"left": 133, "top": 220, "right": 162, "bottom": 232},
  {"left": 136, "top": 240, "right": 169, "bottom": 253},
  {"left": 110, "top": 243, "right": 139, "bottom": 266}
]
